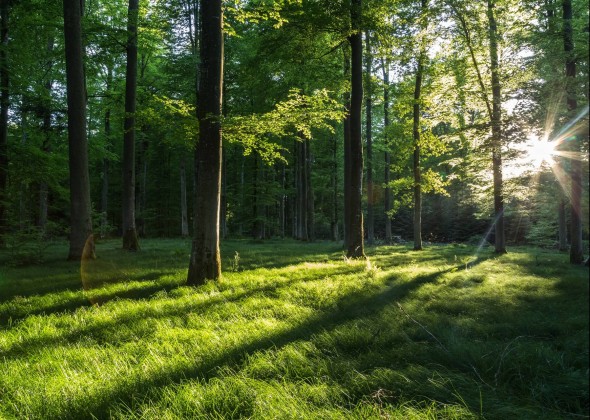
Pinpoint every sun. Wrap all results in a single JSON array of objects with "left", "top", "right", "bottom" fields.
[{"left": 525, "top": 134, "right": 556, "bottom": 168}]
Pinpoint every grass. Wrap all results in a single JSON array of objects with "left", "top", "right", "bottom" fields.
[{"left": 0, "top": 238, "right": 588, "bottom": 419}]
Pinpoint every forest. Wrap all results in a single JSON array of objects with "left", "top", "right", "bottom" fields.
[{"left": 0, "top": 0, "right": 589, "bottom": 418}]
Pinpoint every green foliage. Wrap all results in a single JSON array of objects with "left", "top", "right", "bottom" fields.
[
  {"left": 224, "top": 89, "right": 344, "bottom": 162},
  {"left": 0, "top": 239, "right": 587, "bottom": 418}
]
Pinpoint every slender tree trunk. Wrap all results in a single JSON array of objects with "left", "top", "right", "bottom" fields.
[
  {"left": 39, "top": 36, "right": 55, "bottom": 234},
  {"left": 413, "top": 3, "right": 427, "bottom": 251},
  {"left": 562, "top": 0, "right": 583, "bottom": 264},
  {"left": 180, "top": 157, "right": 189, "bottom": 237},
  {"left": 365, "top": 33, "right": 374, "bottom": 245},
  {"left": 305, "top": 139, "right": 314, "bottom": 241},
  {"left": 187, "top": 0, "right": 223, "bottom": 284},
  {"left": 346, "top": 0, "right": 365, "bottom": 258},
  {"left": 342, "top": 45, "right": 351, "bottom": 249},
  {"left": 63, "top": 0, "right": 94, "bottom": 260},
  {"left": 382, "top": 58, "right": 392, "bottom": 243},
  {"left": 0, "top": 0, "right": 8, "bottom": 244},
  {"left": 487, "top": 0, "right": 506, "bottom": 254},
  {"left": 122, "top": 0, "right": 140, "bottom": 250},
  {"left": 331, "top": 131, "right": 339, "bottom": 241},
  {"left": 558, "top": 195, "right": 567, "bottom": 251},
  {"left": 100, "top": 64, "right": 113, "bottom": 238}
]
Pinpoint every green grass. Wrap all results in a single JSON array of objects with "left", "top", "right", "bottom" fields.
[{"left": 0, "top": 239, "right": 588, "bottom": 419}]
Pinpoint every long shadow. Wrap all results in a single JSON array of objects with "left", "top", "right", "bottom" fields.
[
  {"left": 0, "top": 265, "right": 363, "bottom": 359},
  {"left": 52, "top": 272, "right": 442, "bottom": 419}
]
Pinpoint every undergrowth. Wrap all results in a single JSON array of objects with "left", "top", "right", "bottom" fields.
[{"left": 0, "top": 239, "right": 587, "bottom": 419}]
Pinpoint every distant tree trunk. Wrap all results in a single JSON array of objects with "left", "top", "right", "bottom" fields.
[
  {"left": 180, "top": 157, "right": 189, "bottom": 237},
  {"left": 381, "top": 58, "right": 392, "bottom": 243},
  {"left": 342, "top": 44, "right": 351, "bottom": 250},
  {"left": 487, "top": 0, "right": 506, "bottom": 254},
  {"left": 305, "top": 139, "right": 314, "bottom": 241},
  {"left": 365, "top": 33, "right": 374, "bottom": 245},
  {"left": 562, "top": 0, "right": 583, "bottom": 264},
  {"left": 0, "top": 0, "right": 8, "bottom": 244},
  {"left": 346, "top": 0, "right": 365, "bottom": 258},
  {"left": 187, "top": 0, "right": 223, "bottom": 284},
  {"left": 331, "top": 131, "right": 339, "bottom": 241},
  {"left": 63, "top": 0, "right": 94, "bottom": 260},
  {"left": 39, "top": 36, "right": 55, "bottom": 234},
  {"left": 122, "top": 0, "right": 140, "bottom": 251},
  {"left": 100, "top": 64, "right": 113, "bottom": 238},
  {"left": 413, "top": 3, "right": 427, "bottom": 251},
  {"left": 558, "top": 196, "right": 567, "bottom": 251}
]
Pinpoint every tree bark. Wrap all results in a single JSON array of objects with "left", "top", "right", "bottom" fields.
[
  {"left": 381, "top": 58, "right": 392, "bottom": 243},
  {"left": 413, "top": 1, "right": 427, "bottom": 251},
  {"left": 122, "top": 0, "right": 140, "bottom": 251},
  {"left": 180, "top": 157, "right": 189, "bottom": 237},
  {"left": 346, "top": 0, "right": 365, "bottom": 258},
  {"left": 100, "top": 64, "right": 113, "bottom": 238},
  {"left": 0, "top": 0, "right": 8, "bottom": 244},
  {"left": 39, "top": 36, "right": 55, "bottom": 234},
  {"left": 487, "top": 0, "right": 506, "bottom": 254},
  {"left": 342, "top": 44, "right": 351, "bottom": 250},
  {"left": 63, "top": 0, "right": 94, "bottom": 260},
  {"left": 562, "top": 0, "right": 583, "bottom": 264},
  {"left": 365, "top": 32, "right": 374, "bottom": 245},
  {"left": 187, "top": 0, "right": 223, "bottom": 284}
]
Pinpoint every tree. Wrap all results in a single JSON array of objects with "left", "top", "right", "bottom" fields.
[
  {"left": 0, "top": 0, "right": 8, "bottom": 245},
  {"left": 187, "top": 0, "right": 223, "bottom": 284},
  {"left": 563, "top": 0, "right": 583, "bottom": 264},
  {"left": 365, "top": 32, "right": 374, "bottom": 245},
  {"left": 122, "top": 0, "right": 140, "bottom": 250},
  {"left": 487, "top": 0, "right": 506, "bottom": 254},
  {"left": 345, "top": 0, "right": 365, "bottom": 258},
  {"left": 412, "top": 0, "right": 428, "bottom": 251},
  {"left": 63, "top": 0, "right": 95, "bottom": 260}
]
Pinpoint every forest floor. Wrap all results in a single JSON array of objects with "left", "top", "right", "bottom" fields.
[{"left": 0, "top": 238, "right": 588, "bottom": 419}]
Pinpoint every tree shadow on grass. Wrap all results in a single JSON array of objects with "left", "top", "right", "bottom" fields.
[
  {"left": 55, "top": 271, "right": 446, "bottom": 419},
  {"left": 0, "top": 264, "right": 363, "bottom": 358}
]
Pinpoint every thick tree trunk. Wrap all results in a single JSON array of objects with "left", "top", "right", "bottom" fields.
[
  {"left": 563, "top": 0, "right": 583, "bottom": 264},
  {"left": 346, "top": 0, "right": 365, "bottom": 259},
  {"left": 365, "top": 33, "right": 374, "bottom": 245},
  {"left": 122, "top": 0, "right": 140, "bottom": 251},
  {"left": 63, "top": 0, "right": 94, "bottom": 260},
  {"left": 487, "top": 0, "right": 506, "bottom": 254},
  {"left": 0, "top": 0, "right": 8, "bottom": 244},
  {"left": 187, "top": 0, "right": 223, "bottom": 284},
  {"left": 382, "top": 58, "right": 392, "bottom": 243}
]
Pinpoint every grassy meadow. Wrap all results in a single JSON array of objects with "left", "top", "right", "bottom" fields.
[{"left": 0, "top": 238, "right": 588, "bottom": 419}]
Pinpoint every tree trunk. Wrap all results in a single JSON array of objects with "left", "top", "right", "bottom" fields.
[
  {"left": 100, "top": 64, "right": 113, "bottom": 238},
  {"left": 365, "top": 33, "right": 374, "bottom": 245},
  {"left": 63, "top": 0, "right": 95, "bottom": 260},
  {"left": 381, "top": 58, "right": 392, "bottom": 243},
  {"left": 180, "top": 157, "right": 189, "bottom": 237},
  {"left": 122, "top": 0, "right": 140, "bottom": 251},
  {"left": 413, "top": 3, "right": 426, "bottom": 251},
  {"left": 187, "top": 0, "right": 223, "bottom": 284},
  {"left": 0, "top": 0, "right": 8, "bottom": 244},
  {"left": 331, "top": 131, "right": 339, "bottom": 241},
  {"left": 39, "top": 36, "right": 55, "bottom": 234},
  {"left": 305, "top": 138, "right": 314, "bottom": 241},
  {"left": 346, "top": 0, "right": 365, "bottom": 259},
  {"left": 487, "top": 0, "right": 506, "bottom": 254},
  {"left": 563, "top": 0, "right": 583, "bottom": 264},
  {"left": 342, "top": 44, "right": 351, "bottom": 250},
  {"left": 558, "top": 195, "right": 567, "bottom": 251}
]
